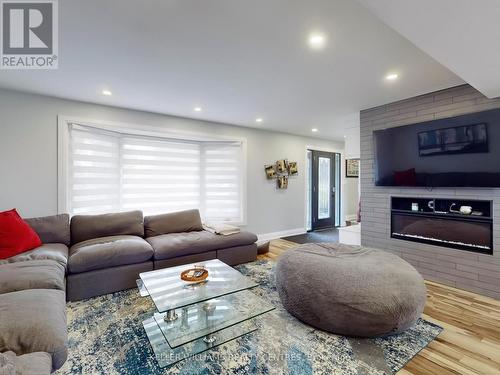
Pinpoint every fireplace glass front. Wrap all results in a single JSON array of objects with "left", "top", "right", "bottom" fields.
[{"left": 391, "top": 212, "right": 492, "bottom": 254}]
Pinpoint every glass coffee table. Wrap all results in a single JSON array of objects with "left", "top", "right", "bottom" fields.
[{"left": 137, "top": 259, "right": 274, "bottom": 368}]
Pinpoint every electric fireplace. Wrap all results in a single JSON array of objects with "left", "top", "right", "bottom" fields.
[{"left": 391, "top": 197, "right": 493, "bottom": 255}]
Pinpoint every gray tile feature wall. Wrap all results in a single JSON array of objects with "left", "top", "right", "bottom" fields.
[{"left": 360, "top": 84, "right": 500, "bottom": 299}]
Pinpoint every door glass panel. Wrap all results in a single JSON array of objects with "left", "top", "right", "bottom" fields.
[
  {"left": 306, "top": 150, "right": 312, "bottom": 230},
  {"left": 334, "top": 153, "right": 341, "bottom": 226},
  {"left": 318, "top": 157, "right": 330, "bottom": 219}
]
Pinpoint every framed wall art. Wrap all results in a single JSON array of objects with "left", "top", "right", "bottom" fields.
[{"left": 346, "top": 158, "right": 359, "bottom": 178}]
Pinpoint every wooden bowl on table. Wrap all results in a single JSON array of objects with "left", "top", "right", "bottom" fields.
[{"left": 180, "top": 266, "right": 209, "bottom": 283}]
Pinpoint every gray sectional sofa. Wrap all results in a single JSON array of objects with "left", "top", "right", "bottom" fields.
[{"left": 0, "top": 208, "right": 257, "bottom": 373}]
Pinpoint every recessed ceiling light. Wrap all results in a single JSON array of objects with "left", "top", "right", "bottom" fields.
[
  {"left": 344, "top": 135, "right": 347, "bottom": 138},
  {"left": 385, "top": 73, "right": 399, "bottom": 81},
  {"left": 308, "top": 32, "right": 326, "bottom": 50},
  {"left": 311, "top": 128, "right": 318, "bottom": 132},
  {"left": 194, "top": 107, "right": 202, "bottom": 112},
  {"left": 102, "top": 89, "right": 112, "bottom": 96},
  {"left": 255, "top": 118, "right": 263, "bottom": 123}
]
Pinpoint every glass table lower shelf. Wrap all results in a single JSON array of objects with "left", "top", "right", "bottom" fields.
[
  {"left": 154, "top": 289, "right": 274, "bottom": 348},
  {"left": 143, "top": 317, "right": 259, "bottom": 368},
  {"left": 140, "top": 289, "right": 275, "bottom": 368}
]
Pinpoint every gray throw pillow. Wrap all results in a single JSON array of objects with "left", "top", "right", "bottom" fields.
[
  {"left": 144, "top": 209, "right": 203, "bottom": 237},
  {"left": 70, "top": 210, "right": 144, "bottom": 245},
  {"left": 24, "top": 214, "right": 70, "bottom": 246}
]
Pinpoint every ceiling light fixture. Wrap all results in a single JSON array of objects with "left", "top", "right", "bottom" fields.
[
  {"left": 102, "top": 89, "right": 112, "bottom": 96},
  {"left": 193, "top": 107, "right": 202, "bottom": 112},
  {"left": 308, "top": 32, "right": 326, "bottom": 50},
  {"left": 255, "top": 118, "right": 263, "bottom": 123},
  {"left": 311, "top": 128, "right": 318, "bottom": 132},
  {"left": 385, "top": 73, "right": 399, "bottom": 81}
]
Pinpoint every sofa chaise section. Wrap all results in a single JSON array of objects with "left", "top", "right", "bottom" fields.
[
  {"left": 66, "top": 211, "right": 154, "bottom": 301},
  {"left": 144, "top": 209, "right": 258, "bottom": 268},
  {"left": 0, "top": 289, "right": 67, "bottom": 372}
]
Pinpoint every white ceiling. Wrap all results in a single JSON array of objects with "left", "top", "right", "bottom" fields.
[
  {"left": 358, "top": 0, "right": 500, "bottom": 99},
  {"left": 0, "top": 0, "right": 464, "bottom": 140}
]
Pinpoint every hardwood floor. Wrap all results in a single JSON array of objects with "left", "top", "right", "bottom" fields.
[{"left": 260, "top": 239, "right": 500, "bottom": 375}]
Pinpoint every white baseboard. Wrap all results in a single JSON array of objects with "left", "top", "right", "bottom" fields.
[{"left": 257, "top": 228, "right": 306, "bottom": 244}]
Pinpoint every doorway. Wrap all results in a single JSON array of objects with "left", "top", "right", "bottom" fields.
[{"left": 307, "top": 150, "right": 341, "bottom": 231}]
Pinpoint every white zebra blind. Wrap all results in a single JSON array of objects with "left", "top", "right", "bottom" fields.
[
  {"left": 68, "top": 124, "right": 244, "bottom": 223},
  {"left": 69, "top": 126, "right": 121, "bottom": 214},
  {"left": 203, "top": 143, "right": 243, "bottom": 222}
]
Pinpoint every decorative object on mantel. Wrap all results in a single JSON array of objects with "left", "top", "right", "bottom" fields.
[
  {"left": 264, "top": 159, "right": 298, "bottom": 189},
  {"left": 449, "top": 203, "right": 473, "bottom": 215},
  {"left": 346, "top": 158, "right": 359, "bottom": 178}
]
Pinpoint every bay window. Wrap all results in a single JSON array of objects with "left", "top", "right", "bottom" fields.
[{"left": 64, "top": 122, "right": 244, "bottom": 223}]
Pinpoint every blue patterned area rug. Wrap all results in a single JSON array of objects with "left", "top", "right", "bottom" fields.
[{"left": 58, "top": 260, "right": 442, "bottom": 374}]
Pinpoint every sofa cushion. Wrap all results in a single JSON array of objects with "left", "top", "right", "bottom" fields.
[
  {"left": 147, "top": 230, "right": 258, "bottom": 260},
  {"left": 144, "top": 209, "right": 203, "bottom": 237},
  {"left": 0, "top": 243, "right": 68, "bottom": 268},
  {"left": 0, "top": 260, "right": 65, "bottom": 295},
  {"left": 0, "top": 289, "right": 67, "bottom": 371},
  {"left": 70, "top": 210, "right": 144, "bottom": 245},
  {"left": 0, "top": 351, "right": 52, "bottom": 375},
  {"left": 68, "top": 235, "right": 154, "bottom": 274},
  {"left": 24, "top": 214, "right": 70, "bottom": 246},
  {"left": 0, "top": 209, "right": 42, "bottom": 260}
]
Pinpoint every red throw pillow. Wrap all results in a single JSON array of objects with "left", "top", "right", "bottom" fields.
[
  {"left": 394, "top": 168, "right": 417, "bottom": 186},
  {"left": 0, "top": 209, "right": 42, "bottom": 260}
]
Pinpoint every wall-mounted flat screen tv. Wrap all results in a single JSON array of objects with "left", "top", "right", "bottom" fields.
[{"left": 373, "top": 108, "right": 500, "bottom": 187}]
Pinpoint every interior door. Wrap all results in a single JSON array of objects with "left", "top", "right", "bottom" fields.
[{"left": 311, "top": 151, "right": 336, "bottom": 230}]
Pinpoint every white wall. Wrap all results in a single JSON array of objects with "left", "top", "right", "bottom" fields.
[
  {"left": 344, "top": 124, "right": 361, "bottom": 160},
  {"left": 343, "top": 120, "right": 361, "bottom": 220},
  {"left": 0, "top": 89, "right": 344, "bottom": 236},
  {"left": 344, "top": 177, "right": 359, "bottom": 219}
]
